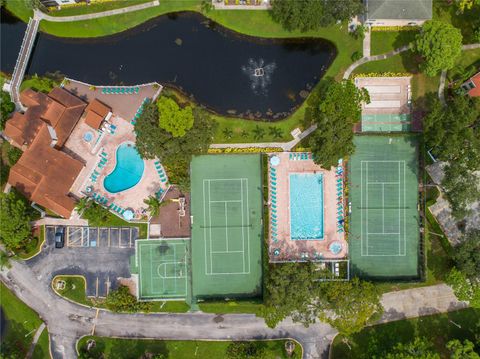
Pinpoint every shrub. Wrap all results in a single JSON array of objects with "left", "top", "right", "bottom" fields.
[{"left": 105, "top": 285, "right": 152, "bottom": 313}]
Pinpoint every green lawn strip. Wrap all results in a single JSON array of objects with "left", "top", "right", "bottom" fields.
[
  {"left": 16, "top": 225, "right": 45, "bottom": 260},
  {"left": 0, "top": 282, "right": 44, "bottom": 357},
  {"left": 20, "top": 76, "right": 60, "bottom": 93},
  {"left": 77, "top": 336, "right": 301, "bottom": 359},
  {"left": 39, "top": 1, "right": 203, "bottom": 37},
  {"left": 47, "top": 0, "right": 151, "bottom": 17},
  {"left": 31, "top": 328, "right": 50, "bottom": 359},
  {"left": 101, "top": 212, "right": 148, "bottom": 238},
  {"left": 198, "top": 298, "right": 265, "bottom": 316},
  {"left": 331, "top": 308, "right": 480, "bottom": 359},
  {"left": 149, "top": 301, "right": 190, "bottom": 313},
  {"left": 370, "top": 31, "right": 417, "bottom": 56},
  {"left": 4, "top": 1, "right": 33, "bottom": 22}
]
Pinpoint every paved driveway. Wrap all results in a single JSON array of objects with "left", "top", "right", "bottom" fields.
[{"left": 29, "top": 226, "right": 139, "bottom": 297}]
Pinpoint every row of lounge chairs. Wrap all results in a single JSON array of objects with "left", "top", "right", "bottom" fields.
[
  {"left": 109, "top": 203, "right": 125, "bottom": 215},
  {"left": 101, "top": 87, "right": 140, "bottom": 95},
  {"left": 131, "top": 98, "right": 149, "bottom": 125},
  {"left": 270, "top": 166, "right": 278, "bottom": 243},
  {"left": 92, "top": 192, "right": 108, "bottom": 205},
  {"left": 90, "top": 151, "right": 108, "bottom": 182},
  {"left": 154, "top": 160, "right": 169, "bottom": 184},
  {"left": 289, "top": 152, "right": 311, "bottom": 161},
  {"left": 336, "top": 159, "right": 344, "bottom": 233}
]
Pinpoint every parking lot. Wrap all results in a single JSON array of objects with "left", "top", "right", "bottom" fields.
[
  {"left": 46, "top": 226, "right": 138, "bottom": 248},
  {"left": 29, "top": 226, "right": 140, "bottom": 298}
]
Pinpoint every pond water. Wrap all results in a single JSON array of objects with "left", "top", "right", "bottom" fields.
[{"left": 1, "top": 9, "right": 336, "bottom": 119}]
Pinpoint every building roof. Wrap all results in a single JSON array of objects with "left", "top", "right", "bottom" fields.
[
  {"left": 366, "top": 0, "right": 432, "bottom": 20},
  {"left": 84, "top": 99, "right": 111, "bottom": 129},
  {"left": 8, "top": 124, "right": 84, "bottom": 218},
  {"left": 4, "top": 87, "right": 87, "bottom": 148},
  {"left": 467, "top": 72, "right": 480, "bottom": 97}
]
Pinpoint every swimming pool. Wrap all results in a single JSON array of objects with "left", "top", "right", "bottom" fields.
[
  {"left": 289, "top": 173, "right": 324, "bottom": 240},
  {"left": 104, "top": 143, "right": 144, "bottom": 193}
]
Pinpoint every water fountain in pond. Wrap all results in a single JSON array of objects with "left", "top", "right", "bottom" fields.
[{"left": 241, "top": 58, "right": 276, "bottom": 95}]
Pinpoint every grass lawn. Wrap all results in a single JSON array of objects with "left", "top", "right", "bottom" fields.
[
  {"left": 0, "top": 282, "right": 44, "bottom": 358},
  {"left": 31, "top": 328, "right": 50, "bottom": 359},
  {"left": 4, "top": 0, "right": 33, "bottom": 22},
  {"left": 370, "top": 30, "right": 417, "bottom": 56},
  {"left": 47, "top": 0, "right": 151, "bottom": 17},
  {"left": 77, "top": 336, "right": 302, "bottom": 359},
  {"left": 331, "top": 308, "right": 480, "bottom": 359},
  {"left": 199, "top": 298, "right": 265, "bottom": 316},
  {"left": 16, "top": 225, "right": 45, "bottom": 260},
  {"left": 149, "top": 301, "right": 190, "bottom": 313},
  {"left": 100, "top": 212, "right": 148, "bottom": 238},
  {"left": 20, "top": 76, "right": 60, "bottom": 93}
]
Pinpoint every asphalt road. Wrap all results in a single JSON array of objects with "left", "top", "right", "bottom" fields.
[{"left": 1, "top": 260, "right": 337, "bottom": 359}]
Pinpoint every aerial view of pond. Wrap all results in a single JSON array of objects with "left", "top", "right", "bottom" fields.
[{"left": 1, "top": 9, "right": 336, "bottom": 119}]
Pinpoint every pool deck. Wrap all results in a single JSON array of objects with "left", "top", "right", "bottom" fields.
[
  {"left": 65, "top": 80, "right": 166, "bottom": 221},
  {"left": 268, "top": 152, "right": 347, "bottom": 262}
]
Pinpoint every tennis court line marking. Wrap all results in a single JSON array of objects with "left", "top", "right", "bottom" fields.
[
  {"left": 361, "top": 160, "right": 407, "bottom": 257},
  {"left": 202, "top": 178, "right": 251, "bottom": 276}
]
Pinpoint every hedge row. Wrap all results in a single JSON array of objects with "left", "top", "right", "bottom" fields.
[
  {"left": 208, "top": 147, "right": 283, "bottom": 154},
  {"left": 371, "top": 26, "right": 420, "bottom": 32}
]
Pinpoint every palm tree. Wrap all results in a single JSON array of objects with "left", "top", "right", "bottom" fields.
[
  {"left": 268, "top": 126, "right": 283, "bottom": 139},
  {"left": 222, "top": 127, "right": 233, "bottom": 139},
  {"left": 253, "top": 125, "right": 265, "bottom": 140},
  {"left": 144, "top": 195, "right": 161, "bottom": 217},
  {"left": 240, "top": 129, "right": 249, "bottom": 138},
  {"left": 75, "top": 197, "right": 91, "bottom": 215}
]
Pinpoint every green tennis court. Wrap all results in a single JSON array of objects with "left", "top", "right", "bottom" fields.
[
  {"left": 136, "top": 239, "right": 189, "bottom": 300},
  {"left": 190, "top": 154, "right": 263, "bottom": 298},
  {"left": 349, "top": 136, "right": 419, "bottom": 279},
  {"left": 362, "top": 114, "right": 411, "bottom": 132}
]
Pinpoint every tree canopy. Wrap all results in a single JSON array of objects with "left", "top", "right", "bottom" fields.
[
  {"left": 271, "top": 0, "right": 363, "bottom": 31},
  {"left": 0, "top": 191, "right": 32, "bottom": 250},
  {"left": 1, "top": 91, "right": 15, "bottom": 130},
  {"left": 105, "top": 285, "right": 152, "bottom": 313},
  {"left": 157, "top": 96, "right": 194, "bottom": 137},
  {"left": 414, "top": 21, "right": 463, "bottom": 76},
  {"left": 446, "top": 268, "right": 480, "bottom": 308},
  {"left": 452, "top": 230, "right": 480, "bottom": 280},
  {"left": 308, "top": 79, "right": 369, "bottom": 169},
  {"left": 385, "top": 337, "right": 439, "bottom": 359}
]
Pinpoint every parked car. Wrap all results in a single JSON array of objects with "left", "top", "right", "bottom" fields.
[{"left": 55, "top": 227, "right": 65, "bottom": 248}]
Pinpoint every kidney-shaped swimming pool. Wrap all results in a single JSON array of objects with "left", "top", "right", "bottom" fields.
[{"left": 104, "top": 142, "right": 145, "bottom": 193}]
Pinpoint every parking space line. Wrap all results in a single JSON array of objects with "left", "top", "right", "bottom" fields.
[
  {"left": 129, "top": 229, "right": 132, "bottom": 248},
  {"left": 95, "top": 277, "right": 99, "bottom": 297},
  {"left": 108, "top": 228, "right": 111, "bottom": 247}
]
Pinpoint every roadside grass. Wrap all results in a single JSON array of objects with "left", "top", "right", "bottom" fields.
[
  {"left": 31, "top": 328, "right": 50, "bottom": 359},
  {"left": 47, "top": 0, "right": 151, "bottom": 17},
  {"left": 0, "top": 282, "right": 44, "bottom": 358},
  {"left": 4, "top": 1, "right": 33, "bottom": 22},
  {"left": 16, "top": 225, "right": 45, "bottom": 260},
  {"left": 331, "top": 308, "right": 480, "bottom": 359},
  {"left": 198, "top": 298, "right": 265, "bottom": 316},
  {"left": 52, "top": 275, "right": 190, "bottom": 312},
  {"left": 77, "top": 336, "right": 302, "bottom": 359},
  {"left": 370, "top": 30, "right": 417, "bottom": 56}
]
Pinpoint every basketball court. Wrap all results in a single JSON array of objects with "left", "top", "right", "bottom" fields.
[
  {"left": 349, "top": 136, "right": 419, "bottom": 279},
  {"left": 136, "top": 239, "right": 189, "bottom": 300},
  {"left": 190, "top": 155, "right": 263, "bottom": 298}
]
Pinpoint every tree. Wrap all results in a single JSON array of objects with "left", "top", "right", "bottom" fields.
[
  {"left": 308, "top": 79, "right": 369, "bottom": 169},
  {"left": 455, "top": 0, "right": 480, "bottom": 13},
  {"left": 225, "top": 342, "right": 265, "bottom": 359},
  {"left": 447, "top": 339, "right": 479, "bottom": 359},
  {"left": 252, "top": 125, "right": 265, "bottom": 140},
  {"left": 271, "top": 0, "right": 363, "bottom": 31},
  {"left": 143, "top": 195, "right": 163, "bottom": 217},
  {"left": 414, "top": 21, "right": 463, "bottom": 76},
  {"left": 442, "top": 162, "right": 480, "bottom": 219},
  {"left": 263, "top": 261, "right": 319, "bottom": 328},
  {"left": 105, "top": 285, "right": 152, "bottom": 313},
  {"left": 0, "top": 90, "right": 15, "bottom": 130},
  {"left": 0, "top": 192, "right": 32, "bottom": 250},
  {"left": 75, "top": 197, "right": 91, "bottom": 215},
  {"left": 384, "top": 337, "right": 440, "bottom": 359},
  {"left": 317, "top": 277, "right": 383, "bottom": 337},
  {"left": 157, "top": 96, "right": 194, "bottom": 138},
  {"left": 222, "top": 127, "right": 233, "bottom": 139},
  {"left": 6, "top": 146, "right": 22, "bottom": 166},
  {"left": 81, "top": 201, "right": 110, "bottom": 226},
  {"left": 452, "top": 230, "right": 480, "bottom": 280},
  {"left": 268, "top": 126, "right": 283, "bottom": 139},
  {"left": 446, "top": 268, "right": 480, "bottom": 308}
]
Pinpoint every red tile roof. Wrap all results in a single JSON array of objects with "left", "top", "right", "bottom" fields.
[
  {"left": 467, "top": 72, "right": 480, "bottom": 97},
  {"left": 84, "top": 99, "right": 111, "bottom": 129}
]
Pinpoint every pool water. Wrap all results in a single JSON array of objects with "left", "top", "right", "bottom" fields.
[
  {"left": 104, "top": 143, "right": 144, "bottom": 193},
  {"left": 289, "top": 173, "right": 324, "bottom": 240},
  {"left": 329, "top": 241, "right": 343, "bottom": 255}
]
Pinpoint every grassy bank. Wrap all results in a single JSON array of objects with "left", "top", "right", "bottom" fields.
[
  {"left": 77, "top": 336, "right": 302, "bottom": 359},
  {"left": 16, "top": 225, "right": 45, "bottom": 260},
  {"left": 47, "top": 0, "right": 151, "bottom": 17},
  {"left": 0, "top": 282, "right": 49, "bottom": 358},
  {"left": 31, "top": 329, "right": 50, "bottom": 359},
  {"left": 331, "top": 308, "right": 480, "bottom": 359},
  {"left": 198, "top": 298, "right": 264, "bottom": 316},
  {"left": 370, "top": 30, "right": 417, "bottom": 56}
]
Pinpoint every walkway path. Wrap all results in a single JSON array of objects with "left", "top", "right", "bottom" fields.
[
  {"left": 31, "top": 218, "right": 88, "bottom": 227},
  {"left": 363, "top": 27, "right": 371, "bottom": 57},
  {"left": 26, "top": 323, "right": 46, "bottom": 359},
  {"left": 1, "top": 257, "right": 468, "bottom": 359},
  {"left": 438, "top": 70, "right": 447, "bottom": 105},
  {"left": 35, "top": 1, "right": 159, "bottom": 22},
  {"left": 210, "top": 124, "right": 317, "bottom": 151}
]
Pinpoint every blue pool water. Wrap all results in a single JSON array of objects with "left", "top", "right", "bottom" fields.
[
  {"left": 289, "top": 173, "right": 324, "bottom": 240},
  {"left": 329, "top": 241, "right": 342, "bottom": 255},
  {"left": 104, "top": 143, "right": 144, "bottom": 193}
]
